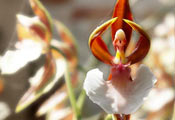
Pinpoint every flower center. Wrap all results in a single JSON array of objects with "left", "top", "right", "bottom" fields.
[
  {"left": 110, "top": 63, "right": 131, "bottom": 83},
  {"left": 113, "top": 29, "right": 127, "bottom": 64}
]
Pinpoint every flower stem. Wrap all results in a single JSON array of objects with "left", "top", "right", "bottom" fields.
[
  {"left": 77, "top": 89, "right": 86, "bottom": 111},
  {"left": 64, "top": 61, "right": 80, "bottom": 120}
]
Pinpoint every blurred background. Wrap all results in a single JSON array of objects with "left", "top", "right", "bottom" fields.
[{"left": 0, "top": 0, "right": 174, "bottom": 120}]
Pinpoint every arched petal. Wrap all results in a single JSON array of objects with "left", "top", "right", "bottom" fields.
[
  {"left": 124, "top": 19, "right": 150, "bottom": 65},
  {"left": 53, "top": 20, "right": 78, "bottom": 70},
  {"left": 29, "top": 0, "right": 53, "bottom": 34},
  {"left": 51, "top": 40, "right": 78, "bottom": 72},
  {"left": 36, "top": 85, "right": 67, "bottom": 116},
  {"left": 89, "top": 18, "right": 117, "bottom": 65},
  {"left": 84, "top": 65, "right": 156, "bottom": 114},
  {"left": 54, "top": 20, "right": 77, "bottom": 49},
  {"left": 17, "top": 14, "right": 51, "bottom": 45},
  {"left": 111, "top": 0, "right": 133, "bottom": 49},
  {"left": 15, "top": 51, "right": 66, "bottom": 113}
]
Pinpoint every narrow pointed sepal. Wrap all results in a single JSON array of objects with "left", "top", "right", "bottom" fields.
[
  {"left": 29, "top": 0, "right": 53, "bottom": 34},
  {"left": 89, "top": 18, "right": 117, "bottom": 65},
  {"left": 15, "top": 51, "right": 66, "bottom": 113},
  {"left": 36, "top": 85, "right": 67, "bottom": 116},
  {"left": 124, "top": 19, "right": 150, "bottom": 65},
  {"left": 111, "top": 0, "right": 133, "bottom": 50}
]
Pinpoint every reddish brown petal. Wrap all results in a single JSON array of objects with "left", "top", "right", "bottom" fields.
[
  {"left": 30, "top": 24, "right": 49, "bottom": 42},
  {"left": 89, "top": 18, "right": 117, "bottom": 65},
  {"left": 53, "top": 20, "right": 78, "bottom": 70},
  {"left": 16, "top": 14, "right": 51, "bottom": 45},
  {"left": 29, "top": 0, "right": 52, "bottom": 41},
  {"left": 0, "top": 79, "right": 3, "bottom": 94},
  {"left": 17, "top": 23, "right": 34, "bottom": 41},
  {"left": 111, "top": 0, "right": 133, "bottom": 50},
  {"left": 36, "top": 85, "right": 68, "bottom": 116},
  {"left": 46, "top": 107, "right": 73, "bottom": 120},
  {"left": 15, "top": 51, "right": 60, "bottom": 113},
  {"left": 124, "top": 19, "right": 150, "bottom": 65},
  {"left": 54, "top": 20, "right": 77, "bottom": 49},
  {"left": 35, "top": 51, "right": 56, "bottom": 92}
]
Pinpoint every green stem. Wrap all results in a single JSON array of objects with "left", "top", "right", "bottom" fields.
[
  {"left": 77, "top": 89, "right": 86, "bottom": 111},
  {"left": 64, "top": 61, "right": 80, "bottom": 120}
]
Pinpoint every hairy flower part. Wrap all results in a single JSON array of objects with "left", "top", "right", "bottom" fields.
[
  {"left": 84, "top": 65, "right": 156, "bottom": 114},
  {"left": 113, "top": 29, "right": 127, "bottom": 64}
]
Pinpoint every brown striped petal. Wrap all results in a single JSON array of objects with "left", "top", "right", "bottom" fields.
[
  {"left": 89, "top": 18, "right": 117, "bottom": 65},
  {"left": 29, "top": 0, "right": 53, "bottom": 42},
  {"left": 16, "top": 14, "right": 50, "bottom": 46},
  {"left": 15, "top": 51, "right": 66, "bottom": 113},
  {"left": 124, "top": 19, "right": 150, "bottom": 65}
]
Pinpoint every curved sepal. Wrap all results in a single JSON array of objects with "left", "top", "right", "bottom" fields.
[
  {"left": 15, "top": 51, "right": 66, "bottom": 113},
  {"left": 51, "top": 39, "right": 77, "bottom": 72},
  {"left": 53, "top": 20, "right": 78, "bottom": 70},
  {"left": 17, "top": 14, "right": 50, "bottom": 45},
  {"left": 54, "top": 20, "right": 77, "bottom": 49},
  {"left": 29, "top": 0, "right": 53, "bottom": 42},
  {"left": 124, "top": 19, "right": 150, "bottom": 65},
  {"left": 29, "top": 0, "right": 53, "bottom": 32},
  {"left": 89, "top": 18, "right": 117, "bottom": 65},
  {"left": 111, "top": 0, "right": 133, "bottom": 50},
  {"left": 36, "top": 85, "right": 67, "bottom": 116}
]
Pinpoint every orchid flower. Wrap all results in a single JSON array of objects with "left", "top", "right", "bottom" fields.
[
  {"left": 13, "top": 0, "right": 78, "bottom": 113},
  {"left": 35, "top": 20, "right": 78, "bottom": 118},
  {"left": 83, "top": 0, "right": 156, "bottom": 119}
]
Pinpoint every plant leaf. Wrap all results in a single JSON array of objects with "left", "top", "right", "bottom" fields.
[
  {"left": 111, "top": 0, "right": 133, "bottom": 50},
  {"left": 89, "top": 18, "right": 117, "bottom": 65}
]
